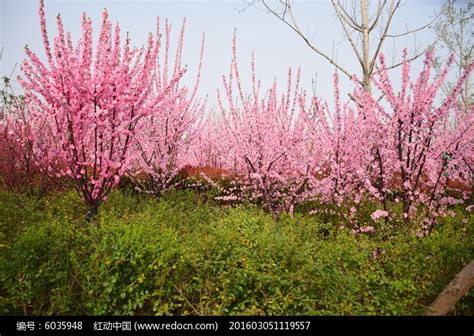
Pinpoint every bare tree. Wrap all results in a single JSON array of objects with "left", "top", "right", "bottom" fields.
[
  {"left": 0, "top": 48, "right": 20, "bottom": 118},
  {"left": 243, "top": 0, "right": 436, "bottom": 91},
  {"left": 433, "top": 0, "right": 473, "bottom": 108}
]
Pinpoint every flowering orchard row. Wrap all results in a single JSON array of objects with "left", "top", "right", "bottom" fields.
[{"left": 1, "top": 1, "right": 472, "bottom": 231}]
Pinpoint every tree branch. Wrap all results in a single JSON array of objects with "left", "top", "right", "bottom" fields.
[
  {"left": 386, "top": 13, "right": 438, "bottom": 38},
  {"left": 332, "top": 0, "right": 365, "bottom": 68},
  {"left": 383, "top": 42, "right": 435, "bottom": 70},
  {"left": 261, "top": 0, "right": 354, "bottom": 80}
]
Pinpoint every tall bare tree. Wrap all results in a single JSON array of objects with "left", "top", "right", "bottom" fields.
[
  {"left": 0, "top": 48, "right": 20, "bottom": 118},
  {"left": 433, "top": 0, "right": 473, "bottom": 108},
  {"left": 243, "top": 0, "right": 436, "bottom": 91}
]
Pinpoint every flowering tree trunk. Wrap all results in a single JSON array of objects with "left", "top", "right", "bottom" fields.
[
  {"left": 19, "top": 0, "right": 182, "bottom": 220},
  {"left": 352, "top": 49, "right": 473, "bottom": 231},
  {"left": 130, "top": 19, "right": 205, "bottom": 196},
  {"left": 212, "top": 33, "right": 313, "bottom": 214}
]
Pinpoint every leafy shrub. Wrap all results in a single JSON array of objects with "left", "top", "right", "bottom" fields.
[{"left": 0, "top": 189, "right": 472, "bottom": 315}]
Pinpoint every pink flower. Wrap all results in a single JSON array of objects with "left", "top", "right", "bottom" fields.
[
  {"left": 371, "top": 209, "right": 389, "bottom": 221},
  {"left": 360, "top": 225, "right": 375, "bottom": 233}
]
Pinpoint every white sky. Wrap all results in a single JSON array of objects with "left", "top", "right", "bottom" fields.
[{"left": 1, "top": 0, "right": 446, "bottom": 109}]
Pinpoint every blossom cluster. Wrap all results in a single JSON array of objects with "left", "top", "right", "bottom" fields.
[{"left": 1, "top": 1, "right": 472, "bottom": 228}]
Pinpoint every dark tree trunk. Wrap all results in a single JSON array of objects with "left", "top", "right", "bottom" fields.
[{"left": 86, "top": 204, "right": 99, "bottom": 224}]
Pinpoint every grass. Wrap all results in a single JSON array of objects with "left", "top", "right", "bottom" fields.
[{"left": 0, "top": 188, "right": 472, "bottom": 315}]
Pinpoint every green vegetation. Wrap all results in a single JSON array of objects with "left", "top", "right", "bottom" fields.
[{"left": 0, "top": 189, "right": 472, "bottom": 315}]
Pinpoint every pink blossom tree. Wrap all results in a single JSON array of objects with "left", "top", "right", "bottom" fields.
[
  {"left": 19, "top": 0, "right": 182, "bottom": 220},
  {"left": 0, "top": 100, "right": 39, "bottom": 193},
  {"left": 189, "top": 113, "right": 228, "bottom": 170},
  {"left": 212, "top": 34, "right": 313, "bottom": 214},
  {"left": 130, "top": 19, "right": 206, "bottom": 195},
  {"left": 306, "top": 73, "right": 371, "bottom": 223},
  {"left": 1, "top": 73, "right": 58, "bottom": 194},
  {"left": 353, "top": 50, "right": 473, "bottom": 232}
]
